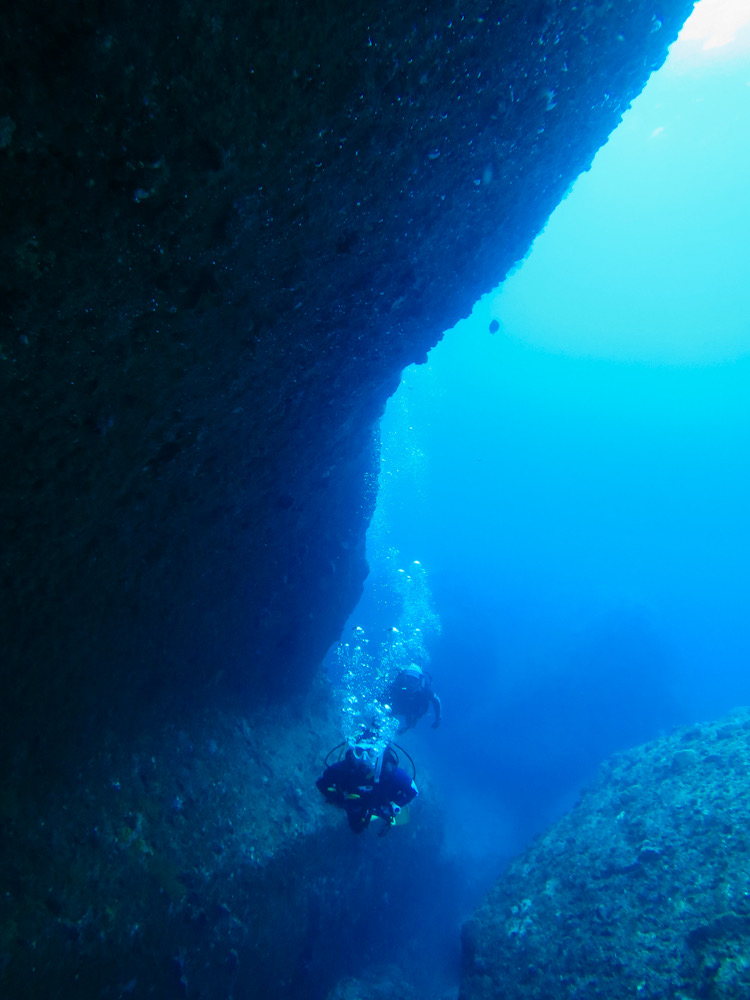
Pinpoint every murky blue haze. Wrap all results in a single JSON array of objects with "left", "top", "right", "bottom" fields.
[{"left": 337, "top": 8, "right": 750, "bottom": 888}]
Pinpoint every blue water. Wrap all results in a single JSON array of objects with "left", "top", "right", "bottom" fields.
[{"left": 336, "top": 10, "right": 750, "bottom": 882}]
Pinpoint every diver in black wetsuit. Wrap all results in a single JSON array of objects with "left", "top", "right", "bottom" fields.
[
  {"left": 387, "top": 663, "right": 442, "bottom": 733},
  {"left": 316, "top": 743, "right": 418, "bottom": 834}
]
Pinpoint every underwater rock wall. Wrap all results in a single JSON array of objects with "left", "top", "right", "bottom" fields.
[
  {"left": 0, "top": 0, "right": 694, "bottom": 763},
  {"left": 460, "top": 709, "right": 750, "bottom": 1000},
  {"left": 1, "top": 679, "right": 455, "bottom": 1000}
]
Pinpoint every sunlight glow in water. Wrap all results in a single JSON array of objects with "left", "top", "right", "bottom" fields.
[
  {"left": 675, "top": 0, "right": 750, "bottom": 54},
  {"left": 488, "top": 0, "right": 750, "bottom": 364}
]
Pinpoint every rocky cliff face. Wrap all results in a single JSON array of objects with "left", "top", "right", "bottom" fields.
[
  {"left": 1, "top": 0, "right": 695, "bottom": 996},
  {"left": 0, "top": 0, "right": 693, "bottom": 759},
  {"left": 461, "top": 709, "right": 750, "bottom": 1000}
]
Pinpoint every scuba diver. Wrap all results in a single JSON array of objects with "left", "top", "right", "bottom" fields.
[
  {"left": 316, "top": 739, "right": 418, "bottom": 835},
  {"left": 387, "top": 663, "right": 442, "bottom": 733}
]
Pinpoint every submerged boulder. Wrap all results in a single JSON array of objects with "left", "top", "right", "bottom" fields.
[{"left": 460, "top": 709, "right": 750, "bottom": 1000}]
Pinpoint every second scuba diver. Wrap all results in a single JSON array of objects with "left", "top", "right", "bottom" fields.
[{"left": 387, "top": 663, "right": 442, "bottom": 733}]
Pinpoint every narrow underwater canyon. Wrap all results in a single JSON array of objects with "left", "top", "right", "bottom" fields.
[{"left": 0, "top": 1, "right": 696, "bottom": 996}]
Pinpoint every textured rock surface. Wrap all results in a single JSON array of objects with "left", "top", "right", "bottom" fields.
[
  {"left": 0, "top": 678, "right": 456, "bottom": 999},
  {"left": 0, "top": 0, "right": 693, "bottom": 764},
  {"left": 461, "top": 708, "right": 750, "bottom": 1000}
]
